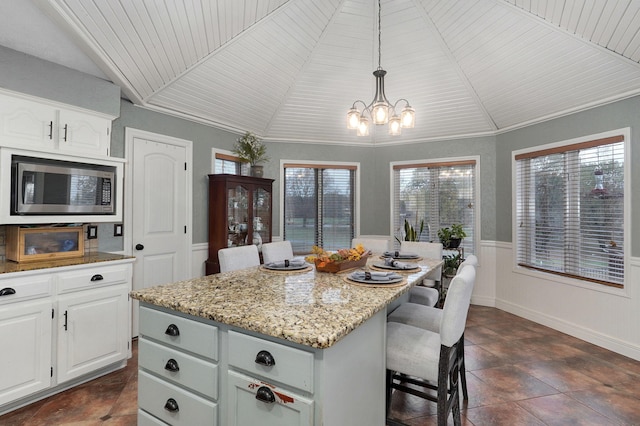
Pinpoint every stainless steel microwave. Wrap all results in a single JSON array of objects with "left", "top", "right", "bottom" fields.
[{"left": 11, "top": 155, "right": 116, "bottom": 215}]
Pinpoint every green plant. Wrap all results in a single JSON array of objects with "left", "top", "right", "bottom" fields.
[
  {"left": 395, "top": 219, "right": 424, "bottom": 243},
  {"left": 450, "top": 223, "right": 467, "bottom": 239},
  {"left": 443, "top": 253, "right": 461, "bottom": 276},
  {"left": 438, "top": 223, "right": 466, "bottom": 248},
  {"left": 232, "top": 132, "right": 269, "bottom": 166}
]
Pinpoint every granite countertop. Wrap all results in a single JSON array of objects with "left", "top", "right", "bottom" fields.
[
  {"left": 0, "top": 252, "right": 135, "bottom": 274},
  {"left": 130, "top": 257, "right": 443, "bottom": 349}
]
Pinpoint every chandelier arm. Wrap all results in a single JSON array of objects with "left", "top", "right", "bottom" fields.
[{"left": 390, "top": 98, "right": 412, "bottom": 111}]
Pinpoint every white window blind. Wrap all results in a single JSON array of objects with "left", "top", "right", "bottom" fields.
[
  {"left": 392, "top": 160, "right": 476, "bottom": 253},
  {"left": 214, "top": 152, "right": 249, "bottom": 175},
  {"left": 283, "top": 163, "right": 356, "bottom": 254},
  {"left": 515, "top": 135, "right": 625, "bottom": 287}
]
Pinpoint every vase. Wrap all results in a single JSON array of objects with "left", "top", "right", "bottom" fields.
[{"left": 251, "top": 165, "right": 264, "bottom": 177}]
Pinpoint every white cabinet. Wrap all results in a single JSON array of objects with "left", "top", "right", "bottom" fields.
[
  {"left": 0, "top": 91, "right": 113, "bottom": 158},
  {"left": 0, "top": 259, "right": 133, "bottom": 415},
  {"left": 138, "top": 306, "right": 219, "bottom": 426}
]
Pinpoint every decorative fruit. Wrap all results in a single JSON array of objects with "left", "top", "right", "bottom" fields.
[{"left": 304, "top": 244, "right": 369, "bottom": 264}]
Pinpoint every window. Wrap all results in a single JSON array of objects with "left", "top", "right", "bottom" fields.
[
  {"left": 283, "top": 163, "right": 357, "bottom": 254},
  {"left": 515, "top": 133, "right": 626, "bottom": 287},
  {"left": 392, "top": 159, "right": 477, "bottom": 254},
  {"left": 213, "top": 151, "right": 249, "bottom": 175}
]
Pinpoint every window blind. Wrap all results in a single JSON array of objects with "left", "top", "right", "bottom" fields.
[
  {"left": 283, "top": 164, "right": 356, "bottom": 254},
  {"left": 214, "top": 152, "right": 248, "bottom": 175},
  {"left": 515, "top": 136, "right": 624, "bottom": 287},
  {"left": 392, "top": 160, "right": 476, "bottom": 253}
]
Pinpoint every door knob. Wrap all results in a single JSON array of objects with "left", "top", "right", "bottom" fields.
[{"left": 135, "top": 244, "right": 144, "bottom": 250}]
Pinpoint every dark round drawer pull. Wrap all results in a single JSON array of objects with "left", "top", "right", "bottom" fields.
[
  {"left": 255, "top": 350, "right": 276, "bottom": 367},
  {"left": 164, "top": 358, "right": 180, "bottom": 372},
  {"left": 255, "top": 386, "right": 276, "bottom": 404},
  {"left": 0, "top": 288, "right": 16, "bottom": 297},
  {"left": 164, "top": 398, "right": 179, "bottom": 412},
  {"left": 90, "top": 274, "right": 104, "bottom": 282},
  {"left": 165, "top": 324, "right": 180, "bottom": 337}
]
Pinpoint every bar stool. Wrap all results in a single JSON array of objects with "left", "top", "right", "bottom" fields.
[
  {"left": 386, "top": 266, "right": 475, "bottom": 425},
  {"left": 218, "top": 245, "right": 260, "bottom": 273},
  {"left": 388, "top": 255, "right": 478, "bottom": 400},
  {"left": 261, "top": 241, "right": 294, "bottom": 264},
  {"left": 400, "top": 241, "right": 443, "bottom": 307}
]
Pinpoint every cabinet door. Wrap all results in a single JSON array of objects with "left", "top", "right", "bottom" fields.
[
  {"left": 227, "top": 371, "right": 313, "bottom": 426},
  {"left": 0, "top": 299, "right": 52, "bottom": 405},
  {"left": 252, "top": 186, "right": 271, "bottom": 248},
  {"left": 58, "top": 109, "right": 111, "bottom": 157},
  {"left": 57, "top": 285, "right": 128, "bottom": 383},
  {"left": 0, "top": 94, "right": 57, "bottom": 150},
  {"left": 226, "top": 184, "right": 250, "bottom": 247}
]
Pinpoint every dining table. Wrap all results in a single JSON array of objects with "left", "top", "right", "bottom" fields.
[{"left": 130, "top": 253, "right": 443, "bottom": 426}]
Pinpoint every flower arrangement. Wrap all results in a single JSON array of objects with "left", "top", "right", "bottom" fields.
[
  {"left": 305, "top": 244, "right": 370, "bottom": 272},
  {"left": 232, "top": 131, "right": 269, "bottom": 166}
]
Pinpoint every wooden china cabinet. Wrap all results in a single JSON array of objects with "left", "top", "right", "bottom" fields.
[{"left": 206, "top": 174, "right": 274, "bottom": 274}]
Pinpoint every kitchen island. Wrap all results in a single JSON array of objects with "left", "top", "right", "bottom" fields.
[{"left": 131, "top": 257, "right": 442, "bottom": 426}]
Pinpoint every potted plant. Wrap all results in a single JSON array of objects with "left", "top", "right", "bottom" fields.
[
  {"left": 438, "top": 223, "right": 466, "bottom": 248},
  {"left": 442, "top": 252, "right": 461, "bottom": 277},
  {"left": 396, "top": 218, "right": 424, "bottom": 243},
  {"left": 232, "top": 131, "right": 269, "bottom": 177}
]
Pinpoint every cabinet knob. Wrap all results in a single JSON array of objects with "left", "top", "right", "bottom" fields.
[
  {"left": 164, "top": 358, "right": 180, "bottom": 372},
  {"left": 255, "top": 350, "right": 276, "bottom": 367},
  {"left": 135, "top": 243, "right": 144, "bottom": 251},
  {"left": 164, "top": 398, "right": 179, "bottom": 412},
  {"left": 255, "top": 386, "right": 276, "bottom": 404},
  {"left": 165, "top": 324, "right": 180, "bottom": 337},
  {"left": 0, "top": 287, "right": 16, "bottom": 297}
]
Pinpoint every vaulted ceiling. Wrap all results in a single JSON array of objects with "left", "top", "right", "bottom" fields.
[{"left": 7, "top": 1, "right": 640, "bottom": 145}]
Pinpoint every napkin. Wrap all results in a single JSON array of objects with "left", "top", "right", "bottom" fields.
[
  {"left": 390, "top": 260, "right": 414, "bottom": 269},
  {"left": 267, "top": 259, "right": 306, "bottom": 268},
  {"left": 350, "top": 271, "right": 400, "bottom": 281}
]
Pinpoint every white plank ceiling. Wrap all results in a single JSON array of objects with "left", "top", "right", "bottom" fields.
[{"left": 24, "top": 0, "right": 640, "bottom": 145}]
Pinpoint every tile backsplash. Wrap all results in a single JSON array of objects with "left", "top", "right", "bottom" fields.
[{"left": 0, "top": 224, "right": 98, "bottom": 262}]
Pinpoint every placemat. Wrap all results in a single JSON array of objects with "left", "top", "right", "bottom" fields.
[
  {"left": 259, "top": 265, "right": 313, "bottom": 274},
  {"left": 342, "top": 275, "right": 407, "bottom": 288}
]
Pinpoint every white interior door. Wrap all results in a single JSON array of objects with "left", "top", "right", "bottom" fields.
[{"left": 128, "top": 130, "right": 191, "bottom": 337}]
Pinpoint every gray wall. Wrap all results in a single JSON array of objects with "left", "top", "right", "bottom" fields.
[{"left": 495, "top": 96, "right": 640, "bottom": 256}]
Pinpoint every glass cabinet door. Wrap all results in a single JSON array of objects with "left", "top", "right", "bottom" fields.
[
  {"left": 252, "top": 187, "right": 271, "bottom": 249},
  {"left": 227, "top": 185, "right": 249, "bottom": 247}
]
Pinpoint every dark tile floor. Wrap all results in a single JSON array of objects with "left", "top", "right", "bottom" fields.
[{"left": 2, "top": 305, "right": 640, "bottom": 425}]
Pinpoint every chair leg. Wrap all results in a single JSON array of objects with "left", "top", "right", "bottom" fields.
[{"left": 458, "top": 333, "right": 468, "bottom": 400}]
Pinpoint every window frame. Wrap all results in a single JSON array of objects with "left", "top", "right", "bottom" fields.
[
  {"left": 389, "top": 156, "right": 481, "bottom": 256},
  {"left": 511, "top": 128, "right": 631, "bottom": 293},
  {"left": 211, "top": 148, "right": 249, "bottom": 175},
  {"left": 278, "top": 159, "right": 360, "bottom": 248}
]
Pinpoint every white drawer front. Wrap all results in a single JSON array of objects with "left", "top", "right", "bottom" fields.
[
  {"left": 139, "top": 306, "right": 218, "bottom": 360},
  {"left": 227, "top": 371, "right": 313, "bottom": 426},
  {"left": 138, "top": 409, "right": 169, "bottom": 426},
  {"left": 139, "top": 338, "right": 218, "bottom": 400},
  {"left": 0, "top": 275, "right": 52, "bottom": 305},
  {"left": 138, "top": 370, "right": 217, "bottom": 426},
  {"left": 57, "top": 264, "right": 130, "bottom": 294},
  {"left": 228, "top": 331, "right": 314, "bottom": 393}
]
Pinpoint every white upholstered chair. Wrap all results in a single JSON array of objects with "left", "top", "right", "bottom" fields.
[
  {"left": 351, "top": 237, "right": 390, "bottom": 255},
  {"left": 261, "top": 241, "right": 294, "bottom": 264},
  {"left": 218, "top": 245, "right": 261, "bottom": 273},
  {"left": 386, "top": 265, "right": 476, "bottom": 425},
  {"left": 400, "top": 241, "right": 443, "bottom": 307},
  {"left": 387, "top": 254, "right": 478, "bottom": 400}
]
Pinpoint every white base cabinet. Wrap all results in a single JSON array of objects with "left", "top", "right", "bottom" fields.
[{"left": 0, "top": 259, "right": 133, "bottom": 415}]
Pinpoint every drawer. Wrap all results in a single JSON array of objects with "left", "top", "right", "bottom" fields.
[
  {"left": 138, "top": 370, "right": 217, "bottom": 426},
  {"left": 228, "top": 331, "right": 314, "bottom": 393},
  {"left": 139, "top": 338, "right": 218, "bottom": 399},
  {"left": 138, "top": 409, "right": 168, "bottom": 426},
  {"left": 227, "top": 370, "right": 313, "bottom": 426},
  {"left": 0, "top": 275, "right": 52, "bottom": 305},
  {"left": 139, "top": 306, "right": 218, "bottom": 361},
  {"left": 57, "top": 264, "right": 130, "bottom": 294}
]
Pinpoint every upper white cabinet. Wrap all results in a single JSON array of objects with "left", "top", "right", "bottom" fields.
[{"left": 0, "top": 90, "right": 113, "bottom": 158}]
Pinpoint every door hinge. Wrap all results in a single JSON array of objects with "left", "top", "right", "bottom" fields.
[
  {"left": 52, "top": 308, "right": 54, "bottom": 319},
  {"left": 184, "top": 225, "right": 187, "bottom": 234},
  {"left": 51, "top": 367, "right": 53, "bottom": 377},
  {"left": 184, "top": 162, "right": 187, "bottom": 171}
]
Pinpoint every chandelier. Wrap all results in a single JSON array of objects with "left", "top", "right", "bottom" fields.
[{"left": 347, "top": 0, "right": 415, "bottom": 136}]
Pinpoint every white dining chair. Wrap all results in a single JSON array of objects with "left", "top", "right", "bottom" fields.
[
  {"left": 218, "top": 245, "right": 260, "bottom": 273},
  {"left": 351, "top": 237, "right": 390, "bottom": 255},
  {"left": 261, "top": 241, "right": 294, "bottom": 264},
  {"left": 400, "top": 241, "right": 443, "bottom": 306},
  {"left": 387, "top": 255, "right": 478, "bottom": 400},
  {"left": 386, "top": 265, "right": 475, "bottom": 425}
]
